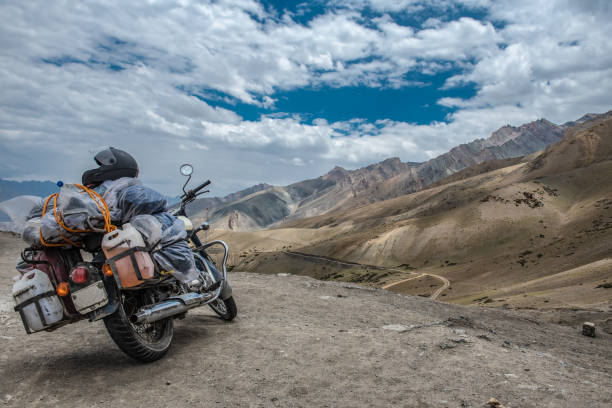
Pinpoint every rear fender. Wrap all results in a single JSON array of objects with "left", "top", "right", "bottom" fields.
[{"left": 88, "top": 274, "right": 120, "bottom": 321}]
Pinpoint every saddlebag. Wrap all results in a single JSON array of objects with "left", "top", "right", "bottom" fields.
[
  {"left": 22, "top": 248, "right": 80, "bottom": 316},
  {"left": 12, "top": 269, "right": 64, "bottom": 333},
  {"left": 13, "top": 247, "right": 88, "bottom": 333}
]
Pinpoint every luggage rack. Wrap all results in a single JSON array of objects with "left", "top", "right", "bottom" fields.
[{"left": 21, "top": 248, "right": 59, "bottom": 287}]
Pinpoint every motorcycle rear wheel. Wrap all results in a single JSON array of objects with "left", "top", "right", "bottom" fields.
[{"left": 104, "top": 290, "right": 174, "bottom": 362}]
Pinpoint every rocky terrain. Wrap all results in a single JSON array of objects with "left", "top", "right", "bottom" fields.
[
  {"left": 0, "top": 233, "right": 610, "bottom": 407},
  {"left": 188, "top": 112, "right": 605, "bottom": 231},
  {"left": 374, "top": 118, "right": 566, "bottom": 200}
]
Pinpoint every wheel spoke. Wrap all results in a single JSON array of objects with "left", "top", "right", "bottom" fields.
[
  {"left": 211, "top": 299, "right": 227, "bottom": 315},
  {"left": 125, "top": 291, "right": 169, "bottom": 344}
]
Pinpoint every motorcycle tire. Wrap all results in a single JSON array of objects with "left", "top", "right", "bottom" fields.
[
  {"left": 209, "top": 295, "right": 237, "bottom": 321},
  {"left": 103, "top": 290, "right": 174, "bottom": 362}
]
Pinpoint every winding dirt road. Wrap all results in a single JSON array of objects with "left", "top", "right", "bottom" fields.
[
  {"left": 283, "top": 251, "right": 450, "bottom": 299},
  {"left": 382, "top": 273, "right": 451, "bottom": 300}
]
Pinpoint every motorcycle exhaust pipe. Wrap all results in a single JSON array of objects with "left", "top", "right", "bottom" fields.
[{"left": 130, "top": 292, "right": 212, "bottom": 324}]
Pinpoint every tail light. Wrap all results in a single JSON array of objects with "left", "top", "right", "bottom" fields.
[
  {"left": 56, "top": 282, "right": 70, "bottom": 297},
  {"left": 70, "top": 266, "right": 89, "bottom": 284},
  {"left": 102, "top": 264, "right": 113, "bottom": 277}
]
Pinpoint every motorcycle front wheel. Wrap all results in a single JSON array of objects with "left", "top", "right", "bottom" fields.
[
  {"left": 103, "top": 290, "right": 174, "bottom": 362},
  {"left": 209, "top": 296, "right": 237, "bottom": 321}
]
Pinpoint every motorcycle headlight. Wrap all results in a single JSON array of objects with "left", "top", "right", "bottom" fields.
[{"left": 177, "top": 216, "right": 193, "bottom": 231}]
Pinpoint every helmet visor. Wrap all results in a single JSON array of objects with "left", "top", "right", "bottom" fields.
[{"left": 94, "top": 148, "right": 117, "bottom": 166}]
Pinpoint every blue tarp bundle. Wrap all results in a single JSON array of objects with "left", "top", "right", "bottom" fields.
[{"left": 22, "top": 177, "right": 197, "bottom": 283}]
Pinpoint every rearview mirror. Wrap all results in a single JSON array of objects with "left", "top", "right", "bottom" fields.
[{"left": 180, "top": 163, "right": 193, "bottom": 176}]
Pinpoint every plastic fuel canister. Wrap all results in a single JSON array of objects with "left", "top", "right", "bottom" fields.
[{"left": 102, "top": 223, "right": 155, "bottom": 287}]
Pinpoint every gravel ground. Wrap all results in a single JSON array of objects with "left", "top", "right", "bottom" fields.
[{"left": 1, "top": 233, "right": 611, "bottom": 407}]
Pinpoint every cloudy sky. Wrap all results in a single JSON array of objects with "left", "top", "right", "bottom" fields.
[{"left": 1, "top": 0, "right": 611, "bottom": 196}]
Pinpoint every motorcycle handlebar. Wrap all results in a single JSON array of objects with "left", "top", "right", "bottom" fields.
[
  {"left": 193, "top": 179, "right": 211, "bottom": 192},
  {"left": 181, "top": 179, "right": 211, "bottom": 200}
]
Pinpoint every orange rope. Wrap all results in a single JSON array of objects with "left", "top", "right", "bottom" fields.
[
  {"left": 39, "top": 184, "right": 116, "bottom": 247},
  {"left": 39, "top": 194, "right": 65, "bottom": 247},
  {"left": 52, "top": 194, "right": 89, "bottom": 233},
  {"left": 74, "top": 184, "right": 116, "bottom": 233}
]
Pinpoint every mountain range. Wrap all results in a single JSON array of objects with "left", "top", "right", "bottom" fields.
[
  {"left": 189, "top": 112, "right": 605, "bottom": 230},
  {"left": 2, "top": 112, "right": 607, "bottom": 232},
  {"left": 2, "top": 110, "right": 610, "bottom": 331},
  {"left": 210, "top": 110, "right": 612, "bottom": 332}
]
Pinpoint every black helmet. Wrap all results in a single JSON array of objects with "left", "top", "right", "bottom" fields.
[{"left": 81, "top": 147, "right": 139, "bottom": 186}]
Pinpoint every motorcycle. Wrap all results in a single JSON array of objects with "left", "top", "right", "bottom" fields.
[{"left": 11, "top": 164, "right": 236, "bottom": 362}]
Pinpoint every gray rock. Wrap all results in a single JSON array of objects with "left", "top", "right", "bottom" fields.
[
  {"left": 439, "top": 342, "right": 457, "bottom": 350},
  {"left": 582, "top": 322, "right": 596, "bottom": 337},
  {"left": 382, "top": 324, "right": 410, "bottom": 333}
]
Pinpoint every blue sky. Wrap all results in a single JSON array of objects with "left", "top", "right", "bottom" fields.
[
  {"left": 191, "top": 79, "right": 475, "bottom": 124},
  {"left": 189, "top": 1, "right": 485, "bottom": 125},
  {"left": 0, "top": 0, "right": 611, "bottom": 196}
]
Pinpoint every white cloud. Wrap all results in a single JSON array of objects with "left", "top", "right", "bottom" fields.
[
  {"left": 441, "top": 0, "right": 612, "bottom": 123},
  {"left": 0, "top": 0, "right": 611, "bottom": 196},
  {"left": 279, "top": 157, "right": 307, "bottom": 166}
]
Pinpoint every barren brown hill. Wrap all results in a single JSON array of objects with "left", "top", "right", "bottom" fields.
[
  {"left": 527, "top": 111, "right": 612, "bottom": 178},
  {"left": 428, "top": 157, "right": 524, "bottom": 189},
  {"left": 213, "top": 113, "right": 612, "bottom": 332}
]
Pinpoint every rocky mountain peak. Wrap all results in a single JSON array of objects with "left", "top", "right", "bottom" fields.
[
  {"left": 363, "top": 157, "right": 405, "bottom": 174},
  {"left": 486, "top": 118, "right": 559, "bottom": 148},
  {"left": 562, "top": 112, "right": 610, "bottom": 128},
  {"left": 381, "top": 157, "right": 402, "bottom": 165},
  {"left": 522, "top": 118, "right": 556, "bottom": 130},
  {"left": 487, "top": 125, "right": 521, "bottom": 147},
  {"left": 324, "top": 166, "right": 350, "bottom": 182}
]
